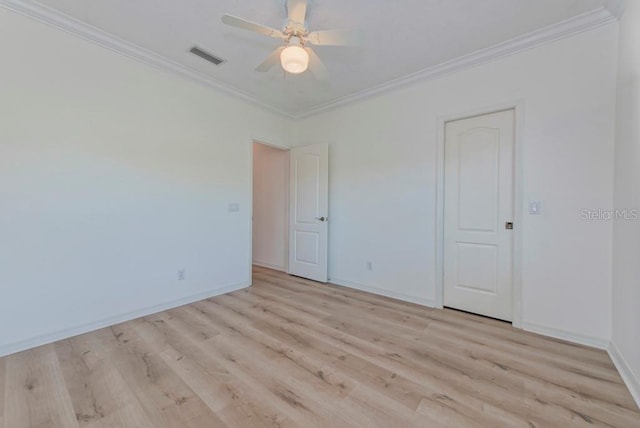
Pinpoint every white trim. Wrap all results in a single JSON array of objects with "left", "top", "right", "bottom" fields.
[
  {"left": 435, "top": 101, "right": 525, "bottom": 328},
  {"left": 605, "top": 0, "right": 625, "bottom": 19},
  {"left": 522, "top": 322, "right": 609, "bottom": 349},
  {"left": 249, "top": 139, "right": 254, "bottom": 285},
  {"left": 0, "top": 0, "right": 292, "bottom": 118},
  {"left": 0, "top": 281, "right": 249, "bottom": 358},
  {"left": 330, "top": 277, "right": 436, "bottom": 308},
  {"left": 435, "top": 116, "right": 446, "bottom": 310},
  {"left": 253, "top": 261, "right": 286, "bottom": 272},
  {"left": 608, "top": 340, "right": 640, "bottom": 408},
  {"left": 251, "top": 138, "right": 291, "bottom": 151},
  {"left": 0, "top": 0, "right": 619, "bottom": 120},
  {"left": 296, "top": 7, "right": 618, "bottom": 118},
  {"left": 512, "top": 104, "right": 526, "bottom": 329}
]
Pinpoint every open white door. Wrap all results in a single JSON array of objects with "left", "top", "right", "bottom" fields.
[{"left": 288, "top": 143, "right": 329, "bottom": 282}]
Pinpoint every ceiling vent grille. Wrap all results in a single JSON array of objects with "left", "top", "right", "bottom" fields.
[{"left": 189, "top": 46, "right": 225, "bottom": 66}]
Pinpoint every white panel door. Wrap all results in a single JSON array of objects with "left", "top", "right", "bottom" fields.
[
  {"left": 288, "top": 143, "right": 329, "bottom": 282},
  {"left": 444, "top": 110, "right": 514, "bottom": 321}
]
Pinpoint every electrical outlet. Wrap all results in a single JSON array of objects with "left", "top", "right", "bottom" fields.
[
  {"left": 178, "top": 269, "right": 186, "bottom": 281},
  {"left": 366, "top": 261, "right": 373, "bottom": 271}
]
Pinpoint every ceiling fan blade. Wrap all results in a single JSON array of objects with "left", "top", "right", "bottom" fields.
[
  {"left": 256, "top": 46, "right": 286, "bottom": 72},
  {"left": 307, "top": 29, "right": 356, "bottom": 46},
  {"left": 286, "top": 0, "right": 307, "bottom": 24},
  {"left": 306, "top": 47, "right": 327, "bottom": 80},
  {"left": 222, "top": 14, "right": 283, "bottom": 39}
]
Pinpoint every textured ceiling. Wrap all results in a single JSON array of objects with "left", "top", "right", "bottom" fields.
[{"left": 24, "top": 0, "right": 615, "bottom": 116}]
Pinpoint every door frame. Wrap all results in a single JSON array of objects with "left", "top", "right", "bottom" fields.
[
  {"left": 248, "top": 138, "right": 291, "bottom": 280},
  {"left": 434, "top": 100, "right": 525, "bottom": 328}
]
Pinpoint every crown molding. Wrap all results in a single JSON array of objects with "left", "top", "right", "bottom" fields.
[
  {"left": 293, "top": 6, "right": 620, "bottom": 119},
  {"left": 1, "top": 0, "right": 621, "bottom": 120},
  {"left": 0, "top": 0, "right": 295, "bottom": 119},
  {"left": 605, "top": 0, "right": 625, "bottom": 19}
]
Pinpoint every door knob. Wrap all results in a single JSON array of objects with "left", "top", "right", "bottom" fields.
[
  {"left": 505, "top": 222, "right": 514, "bottom": 230},
  {"left": 316, "top": 216, "right": 327, "bottom": 222}
]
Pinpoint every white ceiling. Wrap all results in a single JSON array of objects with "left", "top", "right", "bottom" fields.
[{"left": 18, "top": 0, "right": 617, "bottom": 116}]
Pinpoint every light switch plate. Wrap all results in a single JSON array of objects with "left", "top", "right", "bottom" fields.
[
  {"left": 529, "top": 201, "right": 541, "bottom": 215},
  {"left": 228, "top": 203, "right": 240, "bottom": 213}
]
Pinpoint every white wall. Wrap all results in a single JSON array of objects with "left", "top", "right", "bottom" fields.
[
  {"left": 611, "top": 0, "right": 640, "bottom": 405},
  {"left": 0, "top": 8, "right": 291, "bottom": 356},
  {"left": 292, "top": 24, "right": 618, "bottom": 345},
  {"left": 252, "top": 143, "right": 289, "bottom": 271}
]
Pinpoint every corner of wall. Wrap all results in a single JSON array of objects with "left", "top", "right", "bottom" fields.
[{"left": 609, "top": 340, "right": 640, "bottom": 408}]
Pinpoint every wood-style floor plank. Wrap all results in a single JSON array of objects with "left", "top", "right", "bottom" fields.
[
  {"left": 0, "top": 266, "right": 638, "bottom": 427},
  {"left": 4, "top": 345, "right": 79, "bottom": 428},
  {"left": 104, "top": 322, "right": 226, "bottom": 428},
  {"left": 54, "top": 332, "right": 155, "bottom": 428},
  {"left": 133, "top": 311, "right": 298, "bottom": 427}
]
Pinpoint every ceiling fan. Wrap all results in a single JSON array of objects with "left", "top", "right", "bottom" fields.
[{"left": 221, "top": 0, "right": 352, "bottom": 78}]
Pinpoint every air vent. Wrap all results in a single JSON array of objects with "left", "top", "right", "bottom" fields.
[{"left": 189, "top": 46, "right": 225, "bottom": 66}]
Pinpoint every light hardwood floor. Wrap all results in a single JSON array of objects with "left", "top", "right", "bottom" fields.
[{"left": 1, "top": 266, "right": 639, "bottom": 427}]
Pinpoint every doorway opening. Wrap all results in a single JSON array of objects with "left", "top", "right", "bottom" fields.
[
  {"left": 251, "top": 141, "right": 330, "bottom": 283},
  {"left": 252, "top": 142, "right": 290, "bottom": 272}
]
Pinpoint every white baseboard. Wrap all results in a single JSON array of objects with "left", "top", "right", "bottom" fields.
[
  {"left": 330, "top": 277, "right": 436, "bottom": 308},
  {"left": 521, "top": 322, "right": 609, "bottom": 349},
  {"left": 608, "top": 340, "right": 640, "bottom": 408},
  {"left": 0, "top": 281, "right": 249, "bottom": 358},
  {"left": 252, "top": 260, "right": 286, "bottom": 272}
]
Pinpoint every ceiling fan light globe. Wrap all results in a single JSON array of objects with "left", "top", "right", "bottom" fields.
[{"left": 280, "top": 45, "right": 309, "bottom": 73}]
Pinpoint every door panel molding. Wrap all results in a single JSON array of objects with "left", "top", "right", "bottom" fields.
[{"left": 435, "top": 101, "right": 524, "bottom": 327}]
